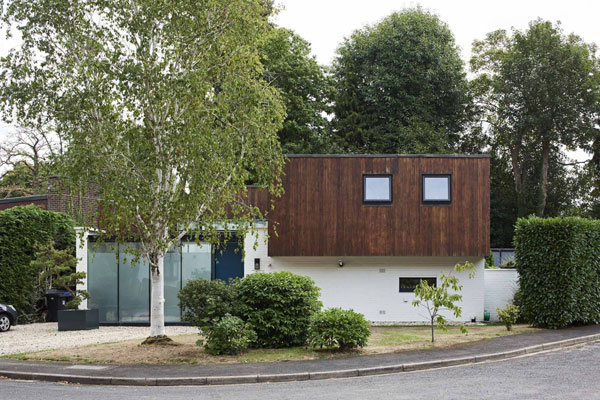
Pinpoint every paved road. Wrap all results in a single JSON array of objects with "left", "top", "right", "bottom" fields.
[{"left": 1, "top": 342, "right": 599, "bottom": 400}]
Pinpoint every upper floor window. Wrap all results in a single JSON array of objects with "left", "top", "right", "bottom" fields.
[
  {"left": 363, "top": 174, "right": 392, "bottom": 205},
  {"left": 422, "top": 174, "right": 451, "bottom": 204}
]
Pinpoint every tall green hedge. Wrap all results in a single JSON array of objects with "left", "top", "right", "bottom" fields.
[
  {"left": 0, "top": 206, "right": 75, "bottom": 317},
  {"left": 514, "top": 216, "right": 600, "bottom": 328}
]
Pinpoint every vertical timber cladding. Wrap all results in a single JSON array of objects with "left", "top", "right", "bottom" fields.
[{"left": 267, "top": 155, "right": 490, "bottom": 257}]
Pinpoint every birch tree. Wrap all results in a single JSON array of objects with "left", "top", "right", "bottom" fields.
[{"left": 0, "top": 0, "right": 285, "bottom": 341}]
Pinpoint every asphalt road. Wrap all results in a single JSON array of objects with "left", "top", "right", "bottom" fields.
[{"left": 1, "top": 342, "right": 599, "bottom": 400}]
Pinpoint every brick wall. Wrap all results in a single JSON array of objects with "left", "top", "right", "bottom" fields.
[{"left": 47, "top": 177, "right": 98, "bottom": 225}]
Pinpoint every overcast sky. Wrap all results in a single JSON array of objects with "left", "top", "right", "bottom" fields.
[
  {"left": 274, "top": 0, "right": 600, "bottom": 65},
  {"left": 1, "top": 0, "right": 599, "bottom": 154}
]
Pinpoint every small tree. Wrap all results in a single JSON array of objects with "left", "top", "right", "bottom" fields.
[
  {"left": 497, "top": 304, "right": 519, "bottom": 331},
  {"left": 412, "top": 262, "right": 475, "bottom": 342},
  {"left": 30, "top": 243, "right": 89, "bottom": 309}
]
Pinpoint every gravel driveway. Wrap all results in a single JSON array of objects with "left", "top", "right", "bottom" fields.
[{"left": 0, "top": 323, "right": 197, "bottom": 356}]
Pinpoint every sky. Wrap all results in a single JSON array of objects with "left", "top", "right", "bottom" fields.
[
  {"left": 274, "top": 0, "right": 600, "bottom": 65},
  {"left": 1, "top": 0, "right": 599, "bottom": 159}
]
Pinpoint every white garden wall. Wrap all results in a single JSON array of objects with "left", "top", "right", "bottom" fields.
[
  {"left": 484, "top": 269, "right": 519, "bottom": 322},
  {"left": 244, "top": 225, "right": 485, "bottom": 323}
]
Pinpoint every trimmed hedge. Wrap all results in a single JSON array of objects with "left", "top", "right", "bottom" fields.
[
  {"left": 236, "top": 271, "right": 322, "bottom": 348},
  {"left": 514, "top": 216, "right": 600, "bottom": 328},
  {"left": 308, "top": 308, "right": 371, "bottom": 350},
  {"left": 0, "top": 206, "right": 75, "bottom": 318},
  {"left": 179, "top": 279, "right": 238, "bottom": 329}
]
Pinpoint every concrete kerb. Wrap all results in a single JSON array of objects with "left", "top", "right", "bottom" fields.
[{"left": 1, "top": 333, "right": 599, "bottom": 386}]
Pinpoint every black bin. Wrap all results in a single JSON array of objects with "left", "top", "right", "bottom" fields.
[{"left": 45, "top": 288, "right": 73, "bottom": 322}]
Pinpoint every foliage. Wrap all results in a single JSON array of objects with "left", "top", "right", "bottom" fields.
[
  {"left": 0, "top": 206, "right": 75, "bottom": 319},
  {"left": 471, "top": 20, "right": 598, "bottom": 218},
  {"left": 497, "top": 304, "right": 519, "bottom": 331},
  {"left": 0, "top": 0, "right": 285, "bottom": 337},
  {"left": 260, "top": 27, "right": 336, "bottom": 154},
  {"left": 412, "top": 262, "right": 475, "bottom": 342},
  {"left": 484, "top": 252, "right": 495, "bottom": 268},
  {"left": 30, "top": 243, "right": 87, "bottom": 310},
  {"left": 308, "top": 308, "right": 371, "bottom": 350},
  {"left": 514, "top": 216, "right": 600, "bottom": 328},
  {"left": 236, "top": 271, "right": 322, "bottom": 348},
  {"left": 201, "top": 314, "right": 256, "bottom": 356},
  {"left": 178, "top": 279, "right": 239, "bottom": 330},
  {"left": 331, "top": 7, "right": 472, "bottom": 154}
]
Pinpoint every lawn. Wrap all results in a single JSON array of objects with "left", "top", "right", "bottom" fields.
[{"left": 5, "top": 324, "right": 537, "bottom": 365}]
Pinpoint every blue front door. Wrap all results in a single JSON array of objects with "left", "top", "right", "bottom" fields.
[{"left": 214, "top": 241, "right": 244, "bottom": 282}]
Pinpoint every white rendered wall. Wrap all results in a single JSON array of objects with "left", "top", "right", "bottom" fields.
[
  {"left": 484, "top": 269, "right": 519, "bottom": 322},
  {"left": 244, "top": 226, "right": 485, "bottom": 323},
  {"left": 75, "top": 227, "right": 89, "bottom": 310}
]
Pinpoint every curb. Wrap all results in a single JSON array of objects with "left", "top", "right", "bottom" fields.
[{"left": 1, "top": 333, "right": 599, "bottom": 386}]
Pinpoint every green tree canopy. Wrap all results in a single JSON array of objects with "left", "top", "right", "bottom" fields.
[
  {"left": 0, "top": 0, "right": 285, "bottom": 339},
  {"left": 331, "top": 8, "right": 471, "bottom": 154},
  {"left": 260, "top": 27, "right": 336, "bottom": 154},
  {"left": 471, "top": 20, "right": 598, "bottom": 217}
]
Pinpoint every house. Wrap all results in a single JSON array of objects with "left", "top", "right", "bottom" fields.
[{"left": 77, "top": 154, "right": 490, "bottom": 324}]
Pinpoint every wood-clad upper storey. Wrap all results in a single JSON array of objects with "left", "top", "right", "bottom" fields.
[{"left": 261, "top": 155, "right": 490, "bottom": 257}]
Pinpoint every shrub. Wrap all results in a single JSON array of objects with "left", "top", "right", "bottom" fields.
[
  {"left": 497, "top": 304, "right": 519, "bottom": 331},
  {"left": 308, "top": 308, "right": 371, "bottom": 350},
  {"left": 178, "top": 279, "right": 238, "bottom": 330},
  {"left": 0, "top": 206, "right": 75, "bottom": 320},
  {"left": 236, "top": 271, "right": 322, "bottom": 348},
  {"left": 202, "top": 314, "right": 256, "bottom": 355},
  {"left": 515, "top": 216, "right": 600, "bottom": 328}
]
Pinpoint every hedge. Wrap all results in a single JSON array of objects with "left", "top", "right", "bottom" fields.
[
  {"left": 514, "top": 216, "right": 600, "bottom": 328},
  {"left": 236, "top": 271, "right": 322, "bottom": 348},
  {"left": 0, "top": 206, "right": 75, "bottom": 318}
]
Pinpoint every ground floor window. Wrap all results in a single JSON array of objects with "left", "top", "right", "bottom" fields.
[
  {"left": 399, "top": 277, "right": 437, "bottom": 293},
  {"left": 87, "top": 239, "right": 243, "bottom": 324}
]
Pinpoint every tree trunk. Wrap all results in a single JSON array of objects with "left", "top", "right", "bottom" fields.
[
  {"left": 431, "top": 317, "right": 435, "bottom": 343},
  {"left": 510, "top": 142, "right": 528, "bottom": 217},
  {"left": 536, "top": 140, "right": 550, "bottom": 217},
  {"left": 149, "top": 252, "right": 166, "bottom": 337}
]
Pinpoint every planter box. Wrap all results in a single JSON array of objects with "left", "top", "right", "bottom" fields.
[{"left": 58, "top": 309, "right": 99, "bottom": 331}]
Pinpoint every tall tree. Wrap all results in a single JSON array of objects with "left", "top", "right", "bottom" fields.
[
  {"left": 471, "top": 20, "right": 598, "bottom": 217},
  {"left": 0, "top": 0, "right": 285, "bottom": 340},
  {"left": 331, "top": 8, "right": 471, "bottom": 154},
  {"left": 260, "top": 27, "right": 335, "bottom": 154}
]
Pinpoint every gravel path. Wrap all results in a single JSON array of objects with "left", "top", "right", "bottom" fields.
[{"left": 0, "top": 323, "right": 197, "bottom": 356}]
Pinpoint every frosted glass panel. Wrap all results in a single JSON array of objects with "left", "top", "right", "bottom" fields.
[
  {"left": 87, "top": 243, "right": 118, "bottom": 323},
  {"left": 119, "top": 244, "right": 150, "bottom": 323},
  {"left": 182, "top": 242, "right": 211, "bottom": 286},
  {"left": 164, "top": 247, "right": 181, "bottom": 322},
  {"left": 364, "top": 176, "right": 391, "bottom": 201},
  {"left": 423, "top": 176, "right": 450, "bottom": 201}
]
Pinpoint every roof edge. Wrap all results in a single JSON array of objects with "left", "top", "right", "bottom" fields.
[
  {"left": 0, "top": 194, "right": 48, "bottom": 204},
  {"left": 286, "top": 154, "right": 491, "bottom": 158}
]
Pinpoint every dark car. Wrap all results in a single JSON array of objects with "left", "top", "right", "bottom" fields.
[{"left": 0, "top": 303, "right": 18, "bottom": 332}]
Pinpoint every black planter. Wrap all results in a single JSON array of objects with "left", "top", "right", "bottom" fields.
[{"left": 57, "top": 309, "right": 99, "bottom": 331}]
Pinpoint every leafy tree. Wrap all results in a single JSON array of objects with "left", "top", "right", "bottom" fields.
[
  {"left": 331, "top": 8, "right": 472, "bottom": 154},
  {"left": 0, "top": 0, "right": 285, "bottom": 341},
  {"left": 412, "top": 262, "right": 474, "bottom": 342},
  {"left": 260, "top": 27, "right": 336, "bottom": 154},
  {"left": 471, "top": 20, "right": 598, "bottom": 217}
]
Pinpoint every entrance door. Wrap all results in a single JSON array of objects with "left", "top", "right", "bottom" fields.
[{"left": 214, "top": 241, "right": 244, "bottom": 282}]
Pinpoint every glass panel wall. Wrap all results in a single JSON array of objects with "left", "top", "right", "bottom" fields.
[
  {"left": 87, "top": 242, "right": 118, "bottom": 323},
  {"left": 118, "top": 244, "right": 150, "bottom": 323},
  {"left": 182, "top": 242, "right": 212, "bottom": 286},
  {"left": 164, "top": 246, "right": 182, "bottom": 322}
]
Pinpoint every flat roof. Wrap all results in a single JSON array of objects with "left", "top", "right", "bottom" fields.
[{"left": 286, "top": 154, "right": 490, "bottom": 158}]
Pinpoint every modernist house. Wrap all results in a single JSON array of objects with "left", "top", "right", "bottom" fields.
[{"left": 76, "top": 154, "right": 490, "bottom": 324}]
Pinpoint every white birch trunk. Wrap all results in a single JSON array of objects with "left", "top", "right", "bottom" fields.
[{"left": 149, "top": 253, "right": 166, "bottom": 337}]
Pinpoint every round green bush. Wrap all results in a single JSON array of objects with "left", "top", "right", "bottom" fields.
[
  {"left": 236, "top": 271, "right": 322, "bottom": 348},
  {"left": 178, "top": 279, "right": 238, "bottom": 329},
  {"left": 308, "top": 308, "right": 371, "bottom": 350},
  {"left": 202, "top": 314, "right": 256, "bottom": 355}
]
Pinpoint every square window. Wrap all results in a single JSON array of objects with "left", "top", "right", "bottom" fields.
[
  {"left": 422, "top": 174, "right": 451, "bottom": 204},
  {"left": 399, "top": 277, "right": 437, "bottom": 292},
  {"left": 363, "top": 174, "right": 392, "bottom": 204}
]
